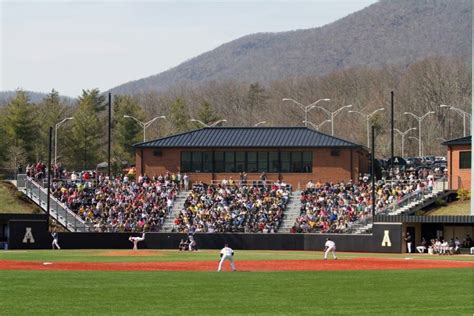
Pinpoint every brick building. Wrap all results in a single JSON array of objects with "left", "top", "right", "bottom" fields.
[
  {"left": 443, "top": 136, "right": 471, "bottom": 191},
  {"left": 134, "top": 127, "right": 369, "bottom": 189}
]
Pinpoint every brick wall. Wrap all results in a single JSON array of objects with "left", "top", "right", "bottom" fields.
[
  {"left": 447, "top": 144, "right": 471, "bottom": 190},
  {"left": 135, "top": 147, "right": 369, "bottom": 188}
]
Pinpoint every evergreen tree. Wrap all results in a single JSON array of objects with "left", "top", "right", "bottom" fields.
[
  {"left": 2, "top": 90, "right": 38, "bottom": 165},
  {"left": 246, "top": 82, "right": 268, "bottom": 112},
  {"left": 197, "top": 101, "right": 220, "bottom": 125},
  {"left": 65, "top": 89, "right": 105, "bottom": 170},
  {"left": 113, "top": 95, "right": 144, "bottom": 163},
  {"left": 36, "top": 89, "right": 68, "bottom": 162},
  {"left": 169, "top": 98, "right": 190, "bottom": 133}
]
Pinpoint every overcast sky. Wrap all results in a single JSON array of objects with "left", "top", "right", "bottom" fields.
[{"left": 1, "top": 0, "right": 377, "bottom": 97}]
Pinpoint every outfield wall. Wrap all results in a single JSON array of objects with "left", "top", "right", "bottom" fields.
[{"left": 7, "top": 222, "right": 403, "bottom": 253}]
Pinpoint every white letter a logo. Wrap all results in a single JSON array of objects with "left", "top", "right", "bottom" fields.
[
  {"left": 22, "top": 227, "right": 35, "bottom": 243},
  {"left": 381, "top": 230, "right": 391, "bottom": 247}
]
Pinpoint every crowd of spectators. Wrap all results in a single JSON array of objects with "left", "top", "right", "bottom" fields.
[
  {"left": 291, "top": 169, "right": 438, "bottom": 233},
  {"left": 291, "top": 180, "right": 372, "bottom": 233},
  {"left": 172, "top": 181, "right": 290, "bottom": 233},
  {"left": 49, "top": 172, "right": 180, "bottom": 232}
]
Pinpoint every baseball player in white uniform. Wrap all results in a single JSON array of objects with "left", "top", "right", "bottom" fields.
[
  {"left": 51, "top": 231, "right": 61, "bottom": 250},
  {"left": 129, "top": 232, "right": 146, "bottom": 250},
  {"left": 217, "top": 244, "right": 236, "bottom": 272},
  {"left": 324, "top": 238, "right": 337, "bottom": 260}
]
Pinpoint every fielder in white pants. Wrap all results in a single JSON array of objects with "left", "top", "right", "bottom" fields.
[
  {"left": 51, "top": 232, "right": 61, "bottom": 250},
  {"left": 324, "top": 238, "right": 337, "bottom": 260},
  {"left": 129, "top": 233, "right": 145, "bottom": 250},
  {"left": 218, "top": 244, "right": 236, "bottom": 272}
]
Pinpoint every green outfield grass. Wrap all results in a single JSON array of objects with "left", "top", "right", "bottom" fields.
[
  {"left": 0, "top": 268, "right": 472, "bottom": 315},
  {"left": 1, "top": 250, "right": 473, "bottom": 315}
]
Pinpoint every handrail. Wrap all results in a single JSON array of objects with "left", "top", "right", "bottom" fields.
[{"left": 23, "top": 176, "right": 92, "bottom": 232}]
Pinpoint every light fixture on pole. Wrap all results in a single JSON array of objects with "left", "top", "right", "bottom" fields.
[
  {"left": 282, "top": 98, "right": 330, "bottom": 128},
  {"left": 302, "top": 119, "right": 331, "bottom": 131},
  {"left": 254, "top": 121, "right": 267, "bottom": 127},
  {"left": 316, "top": 104, "right": 353, "bottom": 136},
  {"left": 440, "top": 104, "right": 471, "bottom": 137},
  {"left": 409, "top": 136, "right": 424, "bottom": 157},
  {"left": 349, "top": 108, "right": 385, "bottom": 148},
  {"left": 190, "top": 119, "right": 227, "bottom": 127},
  {"left": 124, "top": 115, "right": 166, "bottom": 142},
  {"left": 394, "top": 127, "right": 416, "bottom": 158},
  {"left": 404, "top": 111, "right": 435, "bottom": 157},
  {"left": 54, "top": 117, "right": 74, "bottom": 165}
]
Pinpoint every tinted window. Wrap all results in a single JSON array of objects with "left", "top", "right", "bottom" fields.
[
  {"left": 460, "top": 151, "right": 471, "bottom": 169},
  {"left": 235, "top": 152, "right": 246, "bottom": 172},
  {"left": 225, "top": 152, "right": 235, "bottom": 172},
  {"left": 269, "top": 152, "right": 279, "bottom": 173},
  {"left": 214, "top": 152, "right": 225, "bottom": 172},
  {"left": 281, "top": 152, "right": 291, "bottom": 172},
  {"left": 302, "top": 151, "right": 313, "bottom": 173},
  {"left": 257, "top": 152, "right": 268, "bottom": 172},
  {"left": 181, "top": 151, "right": 191, "bottom": 172},
  {"left": 247, "top": 152, "right": 257, "bottom": 173},
  {"left": 202, "top": 152, "right": 213, "bottom": 172},
  {"left": 191, "top": 152, "right": 202, "bottom": 172},
  {"left": 291, "top": 152, "right": 302, "bottom": 172}
]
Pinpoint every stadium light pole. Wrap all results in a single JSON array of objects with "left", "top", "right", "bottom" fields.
[
  {"left": 302, "top": 119, "right": 331, "bottom": 131},
  {"left": 282, "top": 98, "right": 330, "bottom": 128},
  {"left": 190, "top": 119, "right": 227, "bottom": 127},
  {"left": 316, "top": 104, "right": 353, "bottom": 136},
  {"left": 47, "top": 126, "right": 53, "bottom": 221},
  {"left": 409, "top": 136, "right": 424, "bottom": 157},
  {"left": 404, "top": 111, "right": 435, "bottom": 157},
  {"left": 54, "top": 117, "right": 74, "bottom": 165},
  {"left": 124, "top": 115, "right": 166, "bottom": 142},
  {"left": 440, "top": 104, "right": 471, "bottom": 137},
  {"left": 349, "top": 108, "right": 385, "bottom": 148},
  {"left": 394, "top": 127, "right": 417, "bottom": 158},
  {"left": 371, "top": 125, "right": 376, "bottom": 219},
  {"left": 254, "top": 121, "right": 267, "bottom": 127}
]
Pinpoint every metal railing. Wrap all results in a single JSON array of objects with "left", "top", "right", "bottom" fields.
[
  {"left": 22, "top": 176, "right": 92, "bottom": 232},
  {"left": 376, "top": 177, "right": 447, "bottom": 215}
]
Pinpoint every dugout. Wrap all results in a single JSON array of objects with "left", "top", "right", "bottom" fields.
[
  {"left": 133, "top": 127, "right": 370, "bottom": 189},
  {"left": 376, "top": 214, "right": 474, "bottom": 253}
]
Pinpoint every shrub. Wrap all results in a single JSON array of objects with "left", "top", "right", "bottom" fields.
[
  {"left": 434, "top": 198, "right": 447, "bottom": 207},
  {"left": 457, "top": 188, "right": 470, "bottom": 201}
]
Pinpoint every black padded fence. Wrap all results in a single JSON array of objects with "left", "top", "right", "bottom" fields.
[{"left": 8, "top": 223, "right": 402, "bottom": 253}]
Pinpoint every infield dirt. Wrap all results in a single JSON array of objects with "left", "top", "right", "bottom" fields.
[{"left": 0, "top": 257, "right": 472, "bottom": 272}]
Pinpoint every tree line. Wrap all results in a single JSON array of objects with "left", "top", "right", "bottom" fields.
[{"left": 0, "top": 57, "right": 470, "bottom": 174}]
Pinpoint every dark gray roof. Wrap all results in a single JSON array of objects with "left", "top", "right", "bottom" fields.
[
  {"left": 442, "top": 136, "right": 471, "bottom": 146},
  {"left": 134, "top": 127, "right": 363, "bottom": 148}
]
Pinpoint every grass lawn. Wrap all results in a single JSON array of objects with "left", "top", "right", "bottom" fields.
[
  {"left": 0, "top": 269, "right": 472, "bottom": 315},
  {"left": 426, "top": 199, "right": 471, "bottom": 216},
  {"left": 0, "top": 181, "right": 40, "bottom": 214},
  {"left": 1, "top": 250, "right": 473, "bottom": 315}
]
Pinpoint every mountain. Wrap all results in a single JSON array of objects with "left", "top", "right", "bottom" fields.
[
  {"left": 0, "top": 90, "right": 74, "bottom": 105},
  {"left": 110, "top": 0, "right": 472, "bottom": 95}
]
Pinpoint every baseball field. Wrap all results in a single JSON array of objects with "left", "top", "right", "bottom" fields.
[{"left": 1, "top": 250, "right": 473, "bottom": 315}]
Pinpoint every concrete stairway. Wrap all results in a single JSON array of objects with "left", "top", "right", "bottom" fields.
[
  {"left": 279, "top": 191, "right": 301, "bottom": 233},
  {"left": 17, "top": 175, "right": 92, "bottom": 232},
  {"left": 347, "top": 222, "right": 373, "bottom": 234},
  {"left": 388, "top": 191, "right": 443, "bottom": 215},
  {"left": 161, "top": 191, "right": 189, "bottom": 232}
]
